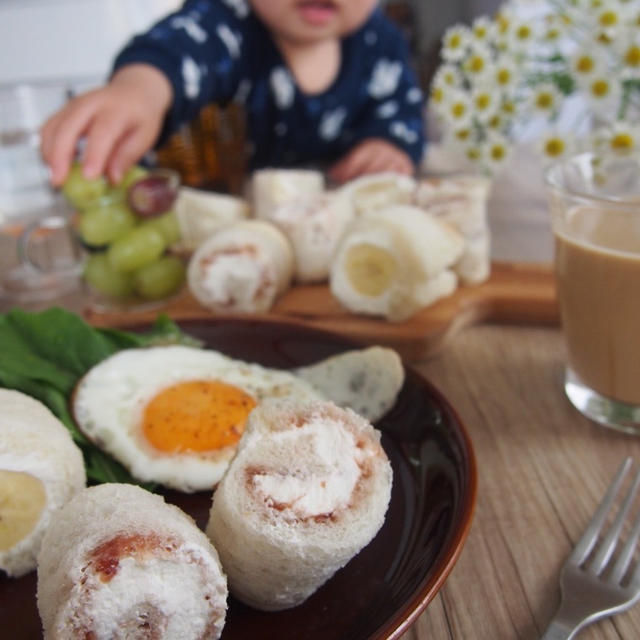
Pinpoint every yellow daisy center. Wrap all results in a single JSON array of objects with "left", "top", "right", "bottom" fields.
[
  {"left": 599, "top": 11, "right": 618, "bottom": 27},
  {"left": 611, "top": 133, "right": 634, "bottom": 150},
  {"left": 625, "top": 46, "right": 640, "bottom": 67},
  {"left": 536, "top": 93, "right": 554, "bottom": 109},
  {"left": 491, "top": 145, "right": 506, "bottom": 161},
  {"left": 590, "top": 80, "right": 609, "bottom": 97},
  {"left": 475, "top": 94, "right": 491, "bottom": 110},
  {"left": 544, "top": 139, "right": 565, "bottom": 157},
  {"left": 497, "top": 69, "right": 511, "bottom": 84},
  {"left": 466, "top": 55, "right": 486, "bottom": 74},
  {"left": 452, "top": 103, "right": 467, "bottom": 118},
  {"left": 576, "top": 57, "right": 594, "bottom": 73}
]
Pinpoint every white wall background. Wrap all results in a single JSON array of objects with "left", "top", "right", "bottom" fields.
[{"left": 0, "top": 0, "right": 181, "bottom": 86}]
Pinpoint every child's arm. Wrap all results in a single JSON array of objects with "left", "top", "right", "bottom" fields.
[
  {"left": 41, "top": 1, "right": 251, "bottom": 185},
  {"left": 41, "top": 65, "right": 172, "bottom": 186}
]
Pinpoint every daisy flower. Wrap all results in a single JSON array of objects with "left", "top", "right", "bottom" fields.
[
  {"left": 429, "top": 81, "right": 447, "bottom": 114},
  {"left": 486, "top": 111, "right": 508, "bottom": 132},
  {"left": 482, "top": 132, "right": 511, "bottom": 172},
  {"left": 432, "top": 63, "right": 463, "bottom": 89},
  {"left": 464, "top": 142, "right": 485, "bottom": 165},
  {"left": 471, "top": 85, "right": 499, "bottom": 122},
  {"left": 507, "top": 20, "right": 538, "bottom": 54},
  {"left": 442, "top": 25, "right": 472, "bottom": 62},
  {"left": 470, "top": 16, "right": 494, "bottom": 44},
  {"left": 569, "top": 49, "right": 604, "bottom": 82},
  {"left": 541, "top": 15, "right": 569, "bottom": 45},
  {"left": 601, "top": 121, "right": 640, "bottom": 156},
  {"left": 527, "top": 83, "right": 564, "bottom": 116},
  {"left": 491, "top": 58, "right": 518, "bottom": 92},
  {"left": 538, "top": 131, "right": 574, "bottom": 163},
  {"left": 441, "top": 89, "right": 474, "bottom": 128},
  {"left": 462, "top": 43, "right": 494, "bottom": 82},
  {"left": 593, "top": 4, "right": 624, "bottom": 38},
  {"left": 618, "top": 36, "right": 640, "bottom": 77},
  {"left": 583, "top": 74, "right": 622, "bottom": 114}
]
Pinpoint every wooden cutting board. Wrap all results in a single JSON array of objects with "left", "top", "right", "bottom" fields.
[{"left": 84, "top": 261, "right": 557, "bottom": 361}]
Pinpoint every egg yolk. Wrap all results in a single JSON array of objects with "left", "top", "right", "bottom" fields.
[{"left": 141, "top": 380, "right": 257, "bottom": 453}]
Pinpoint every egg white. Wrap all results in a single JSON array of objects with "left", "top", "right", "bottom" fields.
[{"left": 72, "top": 345, "right": 323, "bottom": 492}]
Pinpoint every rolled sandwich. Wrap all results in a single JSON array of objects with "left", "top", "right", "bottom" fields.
[
  {"left": 37, "top": 483, "right": 228, "bottom": 640},
  {"left": 173, "top": 186, "right": 250, "bottom": 252},
  {"left": 258, "top": 191, "right": 355, "bottom": 283},
  {"left": 414, "top": 175, "right": 491, "bottom": 236},
  {"left": 0, "top": 389, "right": 85, "bottom": 577},
  {"left": 414, "top": 175, "right": 492, "bottom": 284},
  {"left": 339, "top": 171, "right": 416, "bottom": 215},
  {"left": 454, "top": 229, "right": 491, "bottom": 285},
  {"left": 330, "top": 205, "right": 464, "bottom": 321},
  {"left": 206, "top": 398, "right": 392, "bottom": 611},
  {"left": 251, "top": 168, "right": 325, "bottom": 220},
  {"left": 187, "top": 219, "right": 294, "bottom": 313}
]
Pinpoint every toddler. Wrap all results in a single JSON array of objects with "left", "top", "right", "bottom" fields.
[{"left": 41, "top": 0, "right": 426, "bottom": 187}]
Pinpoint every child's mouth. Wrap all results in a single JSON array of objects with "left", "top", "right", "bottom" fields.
[{"left": 296, "top": 0, "right": 338, "bottom": 26}]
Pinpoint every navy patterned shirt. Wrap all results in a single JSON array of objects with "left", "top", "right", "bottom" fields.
[{"left": 113, "top": 0, "right": 426, "bottom": 170}]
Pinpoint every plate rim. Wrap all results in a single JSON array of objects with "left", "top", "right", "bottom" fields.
[{"left": 151, "top": 315, "right": 479, "bottom": 640}]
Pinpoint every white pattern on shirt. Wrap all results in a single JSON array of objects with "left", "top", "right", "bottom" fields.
[
  {"left": 170, "top": 15, "right": 208, "bottom": 43},
  {"left": 319, "top": 107, "right": 347, "bottom": 141},
  {"left": 406, "top": 87, "right": 423, "bottom": 104},
  {"left": 182, "top": 56, "right": 202, "bottom": 99},
  {"left": 221, "top": 0, "right": 249, "bottom": 19},
  {"left": 390, "top": 121, "right": 418, "bottom": 144},
  {"left": 376, "top": 100, "right": 399, "bottom": 118},
  {"left": 270, "top": 67, "right": 295, "bottom": 109},
  {"left": 217, "top": 23, "right": 242, "bottom": 58},
  {"left": 368, "top": 59, "right": 402, "bottom": 99}
]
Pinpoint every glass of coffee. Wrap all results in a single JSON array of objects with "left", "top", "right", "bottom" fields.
[{"left": 545, "top": 152, "right": 640, "bottom": 434}]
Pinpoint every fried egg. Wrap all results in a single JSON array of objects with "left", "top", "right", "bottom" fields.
[{"left": 72, "top": 346, "right": 323, "bottom": 492}]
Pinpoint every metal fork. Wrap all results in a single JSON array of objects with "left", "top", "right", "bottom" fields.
[{"left": 541, "top": 457, "right": 640, "bottom": 639}]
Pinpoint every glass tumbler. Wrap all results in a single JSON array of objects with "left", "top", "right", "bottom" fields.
[{"left": 545, "top": 152, "right": 640, "bottom": 434}]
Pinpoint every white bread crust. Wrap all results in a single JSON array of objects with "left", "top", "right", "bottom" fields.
[
  {"left": 37, "top": 484, "right": 227, "bottom": 640},
  {"left": 206, "top": 399, "right": 392, "bottom": 610}
]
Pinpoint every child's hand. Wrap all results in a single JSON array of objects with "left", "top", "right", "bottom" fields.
[
  {"left": 40, "top": 65, "right": 173, "bottom": 187},
  {"left": 328, "top": 138, "right": 414, "bottom": 184}
]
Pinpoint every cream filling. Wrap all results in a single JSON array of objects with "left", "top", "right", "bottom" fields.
[
  {"left": 69, "top": 552, "right": 217, "bottom": 639},
  {"left": 251, "top": 418, "right": 362, "bottom": 518},
  {"left": 198, "top": 252, "right": 273, "bottom": 308}
]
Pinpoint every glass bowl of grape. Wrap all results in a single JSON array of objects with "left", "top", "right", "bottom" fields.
[{"left": 61, "top": 163, "right": 187, "bottom": 310}]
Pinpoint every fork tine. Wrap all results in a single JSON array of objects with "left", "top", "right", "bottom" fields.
[
  {"left": 611, "top": 504, "right": 640, "bottom": 584},
  {"left": 590, "top": 466, "right": 640, "bottom": 575},
  {"left": 569, "top": 457, "right": 633, "bottom": 566}
]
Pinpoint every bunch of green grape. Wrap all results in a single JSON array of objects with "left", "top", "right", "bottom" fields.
[{"left": 62, "top": 163, "right": 186, "bottom": 302}]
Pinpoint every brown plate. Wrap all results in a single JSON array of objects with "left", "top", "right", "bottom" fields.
[{"left": 0, "top": 317, "right": 477, "bottom": 639}]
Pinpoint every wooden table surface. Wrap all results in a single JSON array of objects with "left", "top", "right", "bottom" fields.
[
  {"left": 405, "top": 324, "right": 640, "bottom": 640},
  {"left": 403, "top": 152, "right": 640, "bottom": 639},
  {"left": 3, "top": 154, "right": 640, "bottom": 639}
]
